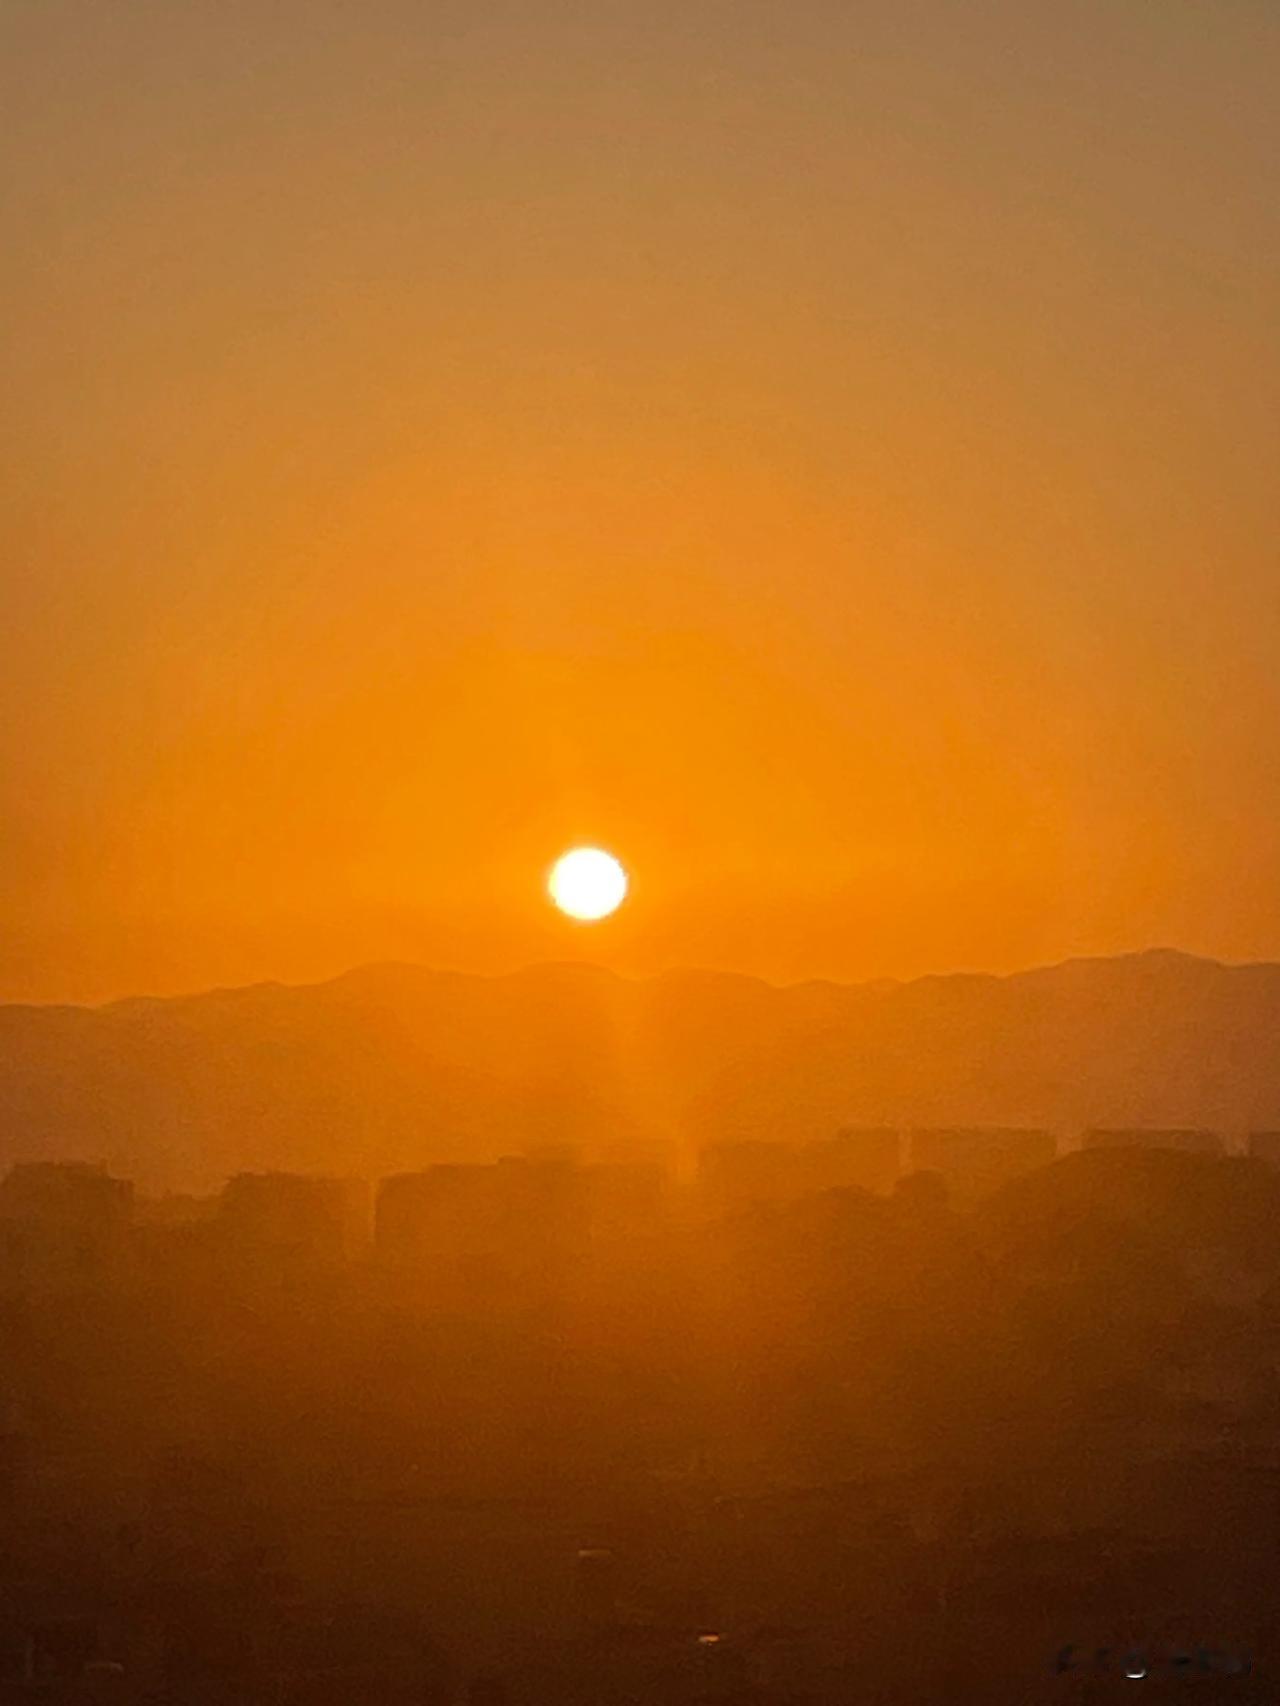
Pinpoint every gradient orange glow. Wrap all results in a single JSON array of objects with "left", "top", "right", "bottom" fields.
[{"left": 2, "top": 1, "right": 1278, "bottom": 1001}]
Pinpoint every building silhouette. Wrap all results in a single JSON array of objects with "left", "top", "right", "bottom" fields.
[
  {"left": 1082, "top": 1127, "right": 1224, "bottom": 1157},
  {"left": 699, "top": 1132, "right": 902, "bottom": 1215},
  {"left": 0, "top": 1162, "right": 134, "bottom": 1294},
  {"left": 812, "top": 1128, "right": 902, "bottom": 1195},
  {"left": 906, "top": 1128, "right": 1056, "bottom": 1197},
  {"left": 376, "top": 1155, "right": 590, "bottom": 1302},
  {"left": 217, "top": 1172, "right": 371, "bottom": 1271}
]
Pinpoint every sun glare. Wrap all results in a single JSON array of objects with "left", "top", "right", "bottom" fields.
[{"left": 548, "top": 847, "right": 628, "bottom": 922}]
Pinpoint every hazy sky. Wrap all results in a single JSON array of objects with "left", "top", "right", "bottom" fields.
[{"left": 3, "top": 0, "right": 1279, "bottom": 1001}]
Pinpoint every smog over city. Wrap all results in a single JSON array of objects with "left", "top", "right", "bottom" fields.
[{"left": 3, "top": 1, "right": 1280, "bottom": 1702}]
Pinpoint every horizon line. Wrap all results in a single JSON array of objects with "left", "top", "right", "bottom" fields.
[{"left": 5, "top": 943, "right": 1279, "bottom": 1016}]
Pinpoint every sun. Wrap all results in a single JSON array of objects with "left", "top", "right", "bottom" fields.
[{"left": 548, "top": 847, "right": 629, "bottom": 922}]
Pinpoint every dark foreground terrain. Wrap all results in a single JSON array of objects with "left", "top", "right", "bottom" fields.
[{"left": 2, "top": 1139, "right": 1279, "bottom": 1703}]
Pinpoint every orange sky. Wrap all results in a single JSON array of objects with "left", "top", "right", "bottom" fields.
[{"left": 3, "top": 0, "right": 1279, "bottom": 1002}]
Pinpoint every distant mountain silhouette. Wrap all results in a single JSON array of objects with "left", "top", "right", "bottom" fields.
[{"left": 2, "top": 949, "right": 1279, "bottom": 1191}]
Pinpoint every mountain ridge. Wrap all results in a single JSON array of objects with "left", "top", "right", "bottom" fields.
[
  {"left": 2, "top": 948, "right": 1278, "bottom": 1191},
  {"left": 3, "top": 943, "right": 1254, "bottom": 1017}
]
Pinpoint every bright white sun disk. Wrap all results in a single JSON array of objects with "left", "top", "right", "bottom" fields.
[{"left": 548, "top": 847, "right": 628, "bottom": 921}]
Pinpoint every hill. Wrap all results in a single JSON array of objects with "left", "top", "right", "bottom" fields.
[{"left": 2, "top": 949, "right": 1279, "bottom": 1191}]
